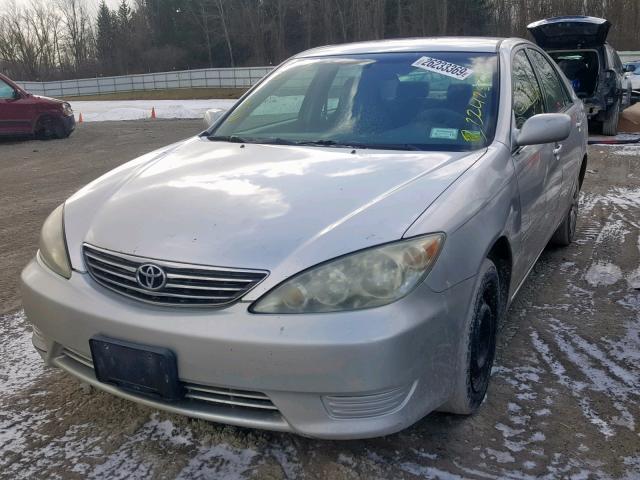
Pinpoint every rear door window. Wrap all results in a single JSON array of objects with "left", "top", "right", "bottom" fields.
[
  {"left": 512, "top": 50, "right": 545, "bottom": 128},
  {"left": 527, "top": 49, "right": 572, "bottom": 112}
]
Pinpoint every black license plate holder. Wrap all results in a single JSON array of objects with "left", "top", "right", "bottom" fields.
[{"left": 89, "top": 335, "right": 182, "bottom": 401}]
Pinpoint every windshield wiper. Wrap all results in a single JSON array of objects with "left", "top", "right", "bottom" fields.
[
  {"left": 264, "top": 138, "right": 300, "bottom": 145},
  {"left": 358, "top": 143, "right": 423, "bottom": 151},
  {"left": 207, "top": 135, "right": 249, "bottom": 143},
  {"left": 299, "top": 140, "right": 341, "bottom": 146},
  {"left": 299, "top": 140, "right": 423, "bottom": 151},
  {"left": 208, "top": 136, "right": 423, "bottom": 151}
]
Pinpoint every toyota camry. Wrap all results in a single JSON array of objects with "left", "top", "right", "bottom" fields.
[{"left": 21, "top": 37, "right": 587, "bottom": 439}]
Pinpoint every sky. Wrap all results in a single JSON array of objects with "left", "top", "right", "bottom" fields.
[{"left": 0, "top": 0, "right": 126, "bottom": 14}]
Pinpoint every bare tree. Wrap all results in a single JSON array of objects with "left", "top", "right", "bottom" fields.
[
  {"left": 57, "top": 0, "right": 94, "bottom": 73},
  {"left": 3, "top": 0, "right": 640, "bottom": 80}
]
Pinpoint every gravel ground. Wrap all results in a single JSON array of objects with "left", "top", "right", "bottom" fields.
[{"left": 1, "top": 121, "right": 639, "bottom": 479}]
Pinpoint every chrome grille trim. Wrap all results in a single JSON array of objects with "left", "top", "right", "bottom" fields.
[
  {"left": 184, "top": 391, "right": 278, "bottom": 411},
  {"left": 59, "top": 346, "right": 279, "bottom": 413},
  {"left": 166, "top": 273, "right": 255, "bottom": 283},
  {"left": 83, "top": 243, "right": 268, "bottom": 307},
  {"left": 84, "top": 251, "right": 136, "bottom": 272},
  {"left": 164, "top": 283, "right": 244, "bottom": 292},
  {"left": 186, "top": 385, "right": 271, "bottom": 400}
]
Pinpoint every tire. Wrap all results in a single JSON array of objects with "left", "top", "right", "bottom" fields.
[
  {"left": 36, "top": 116, "right": 68, "bottom": 140},
  {"left": 551, "top": 178, "right": 579, "bottom": 247},
  {"left": 601, "top": 101, "right": 620, "bottom": 136},
  {"left": 439, "top": 258, "right": 501, "bottom": 415},
  {"left": 588, "top": 119, "right": 601, "bottom": 135}
]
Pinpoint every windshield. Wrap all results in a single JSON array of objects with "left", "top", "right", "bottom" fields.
[{"left": 211, "top": 52, "right": 499, "bottom": 151}]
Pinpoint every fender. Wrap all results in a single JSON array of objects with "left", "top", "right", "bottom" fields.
[{"left": 404, "top": 143, "right": 520, "bottom": 294}]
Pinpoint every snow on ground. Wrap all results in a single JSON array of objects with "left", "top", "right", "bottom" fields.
[
  {"left": 0, "top": 311, "right": 45, "bottom": 396},
  {"left": 0, "top": 310, "right": 304, "bottom": 479},
  {"left": 70, "top": 100, "right": 237, "bottom": 122},
  {"left": 588, "top": 133, "right": 640, "bottom": 145},
  {"left": 584, "top": 261, "right": 623, "bottom": 287}
]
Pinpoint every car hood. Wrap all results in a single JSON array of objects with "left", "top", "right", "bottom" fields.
[
  {"left": 32, "top": 94, "right": 65, "bottom": 105},
  {"left": 65, "top": 137, "right": 485, "bottom": 285}
]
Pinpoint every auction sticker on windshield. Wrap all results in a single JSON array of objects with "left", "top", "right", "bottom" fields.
[
  {"left": 430, "top": 127, "right": 459, "bottom": 140},
  {"left": 411, "top": 56, "right": 473, "bottom": 80}
]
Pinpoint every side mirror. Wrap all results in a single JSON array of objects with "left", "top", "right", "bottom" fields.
[
  {"left": 515, "top": 113, "right": 572, "bottom": 147},
  {"left": 12, "top": 89, "right": 22, "bottom": 100},
  {"left": 203, "top": 108, "right": 226, "bottom": 129}
]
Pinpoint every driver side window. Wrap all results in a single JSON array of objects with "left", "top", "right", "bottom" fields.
[
  {"left": 512, "top": 51, "right": 544, "bottom": 129},
  {"left": 0, "top": 79, "right": 16, "bottom": 100}
]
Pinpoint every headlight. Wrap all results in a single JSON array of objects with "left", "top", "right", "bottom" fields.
[
  {"left": 252, "top": 233, "right": 444, "bottom": 314},
  {"left": 38, "top": 204, "right": 72, "bottom": 279},
  {"left": 62, "top": 102, "right": 73, "bottom": 116}
]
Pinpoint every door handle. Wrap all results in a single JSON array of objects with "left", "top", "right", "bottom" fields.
[{"left": 553, "top": 143, "right": 563, "bottom": 158}]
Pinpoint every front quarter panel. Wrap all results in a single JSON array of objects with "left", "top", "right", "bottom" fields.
[{"left": 405, "top": 143, "right": 519, "bottom": 293}]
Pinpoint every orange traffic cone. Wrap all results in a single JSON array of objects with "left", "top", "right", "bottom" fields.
[
  {"left": 151, "top": 107, "right": 156, "bottom": 119},
  {"left": 78, "top": 112, "right": 83, "bottom": 123}
]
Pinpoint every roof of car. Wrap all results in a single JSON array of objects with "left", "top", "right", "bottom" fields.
[{"left": 294, "top": 37, "right": 509, "bottom": 58}]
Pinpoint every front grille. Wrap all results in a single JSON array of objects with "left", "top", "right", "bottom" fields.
[
  {"left": 61, "top": 347, "right": 278, "bottom": 413},
  {"left": 184, "top": 385, "right": 277, "bottom": 411},
  {"left": 83, "top": 244, "right": 268, "bottom": 307}
]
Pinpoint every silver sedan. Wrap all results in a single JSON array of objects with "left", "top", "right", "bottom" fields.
[{"left": 21, "top": 37, "right": 587, "bottom": 439}]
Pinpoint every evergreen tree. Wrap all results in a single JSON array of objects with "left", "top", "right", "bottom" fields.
[
  {"left": 115, "top": 0, "right": 133, "bottom": 72},
  {"left": 117, "top": 0, "right": 132, "bottom": 30},
  {"left": 95, "top": 0, "right": 116, "bottom": 74}
]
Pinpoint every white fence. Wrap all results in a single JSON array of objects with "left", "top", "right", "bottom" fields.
[
  {"left": 620, "top": 51, "right": 640, "bottom": 63},
  {"left": 15, "top": 51, "right": 640, "bottom": 98},
  {"left": 17, "top": 66, "right": 274, "bottom": 98}
]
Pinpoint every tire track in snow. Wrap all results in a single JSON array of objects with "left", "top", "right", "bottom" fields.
[{"left": 529, "top": 329, "right": 615, "bottom": 438}]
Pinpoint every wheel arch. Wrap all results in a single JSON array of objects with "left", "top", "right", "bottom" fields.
[
  {"left": 486, "top": 235, "right": 513, "bottom": 314},
  {"left": 578, "top": 154, "right": 588, "bottom": 189},
  {"left": 32, "top": 112, "right": 53, "bottom": 134},
  {"left": 33, "top": 111, "right": 66, "bottom": 138}
]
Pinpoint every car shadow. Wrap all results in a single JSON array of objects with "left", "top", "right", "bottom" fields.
[
  {"left": 0, "top": 135, "right": 37, "bottom": 145},
  {"left": 0, "top": 135, "right": 66, "bottom": 145}
]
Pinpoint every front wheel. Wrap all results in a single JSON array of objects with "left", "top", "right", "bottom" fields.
[
  {"left": 36, "top": 116, "right": 68, "bottom": 140},
  {"left": 439, "top": 258, "right": 501, "bottom": 415}
]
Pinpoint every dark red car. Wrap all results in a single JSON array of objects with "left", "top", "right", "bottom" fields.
[{"left": 0, "top": 72, "right": 75, "bottom": 139}]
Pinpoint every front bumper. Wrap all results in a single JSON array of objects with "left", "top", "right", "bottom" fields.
[
  {"left": 62, "top": 114, "right": 75, "bottom": 134},
  {"left": 21, "top": 256, "right": 475, "bottom": 439}
]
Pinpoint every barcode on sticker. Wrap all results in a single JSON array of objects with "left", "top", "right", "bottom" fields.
[{"left": 411, "top": 56, "right": 473, "bottom": 80}]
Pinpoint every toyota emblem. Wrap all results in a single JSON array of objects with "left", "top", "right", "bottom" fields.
[{"left": 136, "top": 264, "right": 167, "bottom": 291}]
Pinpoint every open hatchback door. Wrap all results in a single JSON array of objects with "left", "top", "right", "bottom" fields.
[
  {"left": 528, "top": 15, "right": 630, "bottom": 135},
  {"left": 527, "top": 16, "right": 611, "bottom": 49}
]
